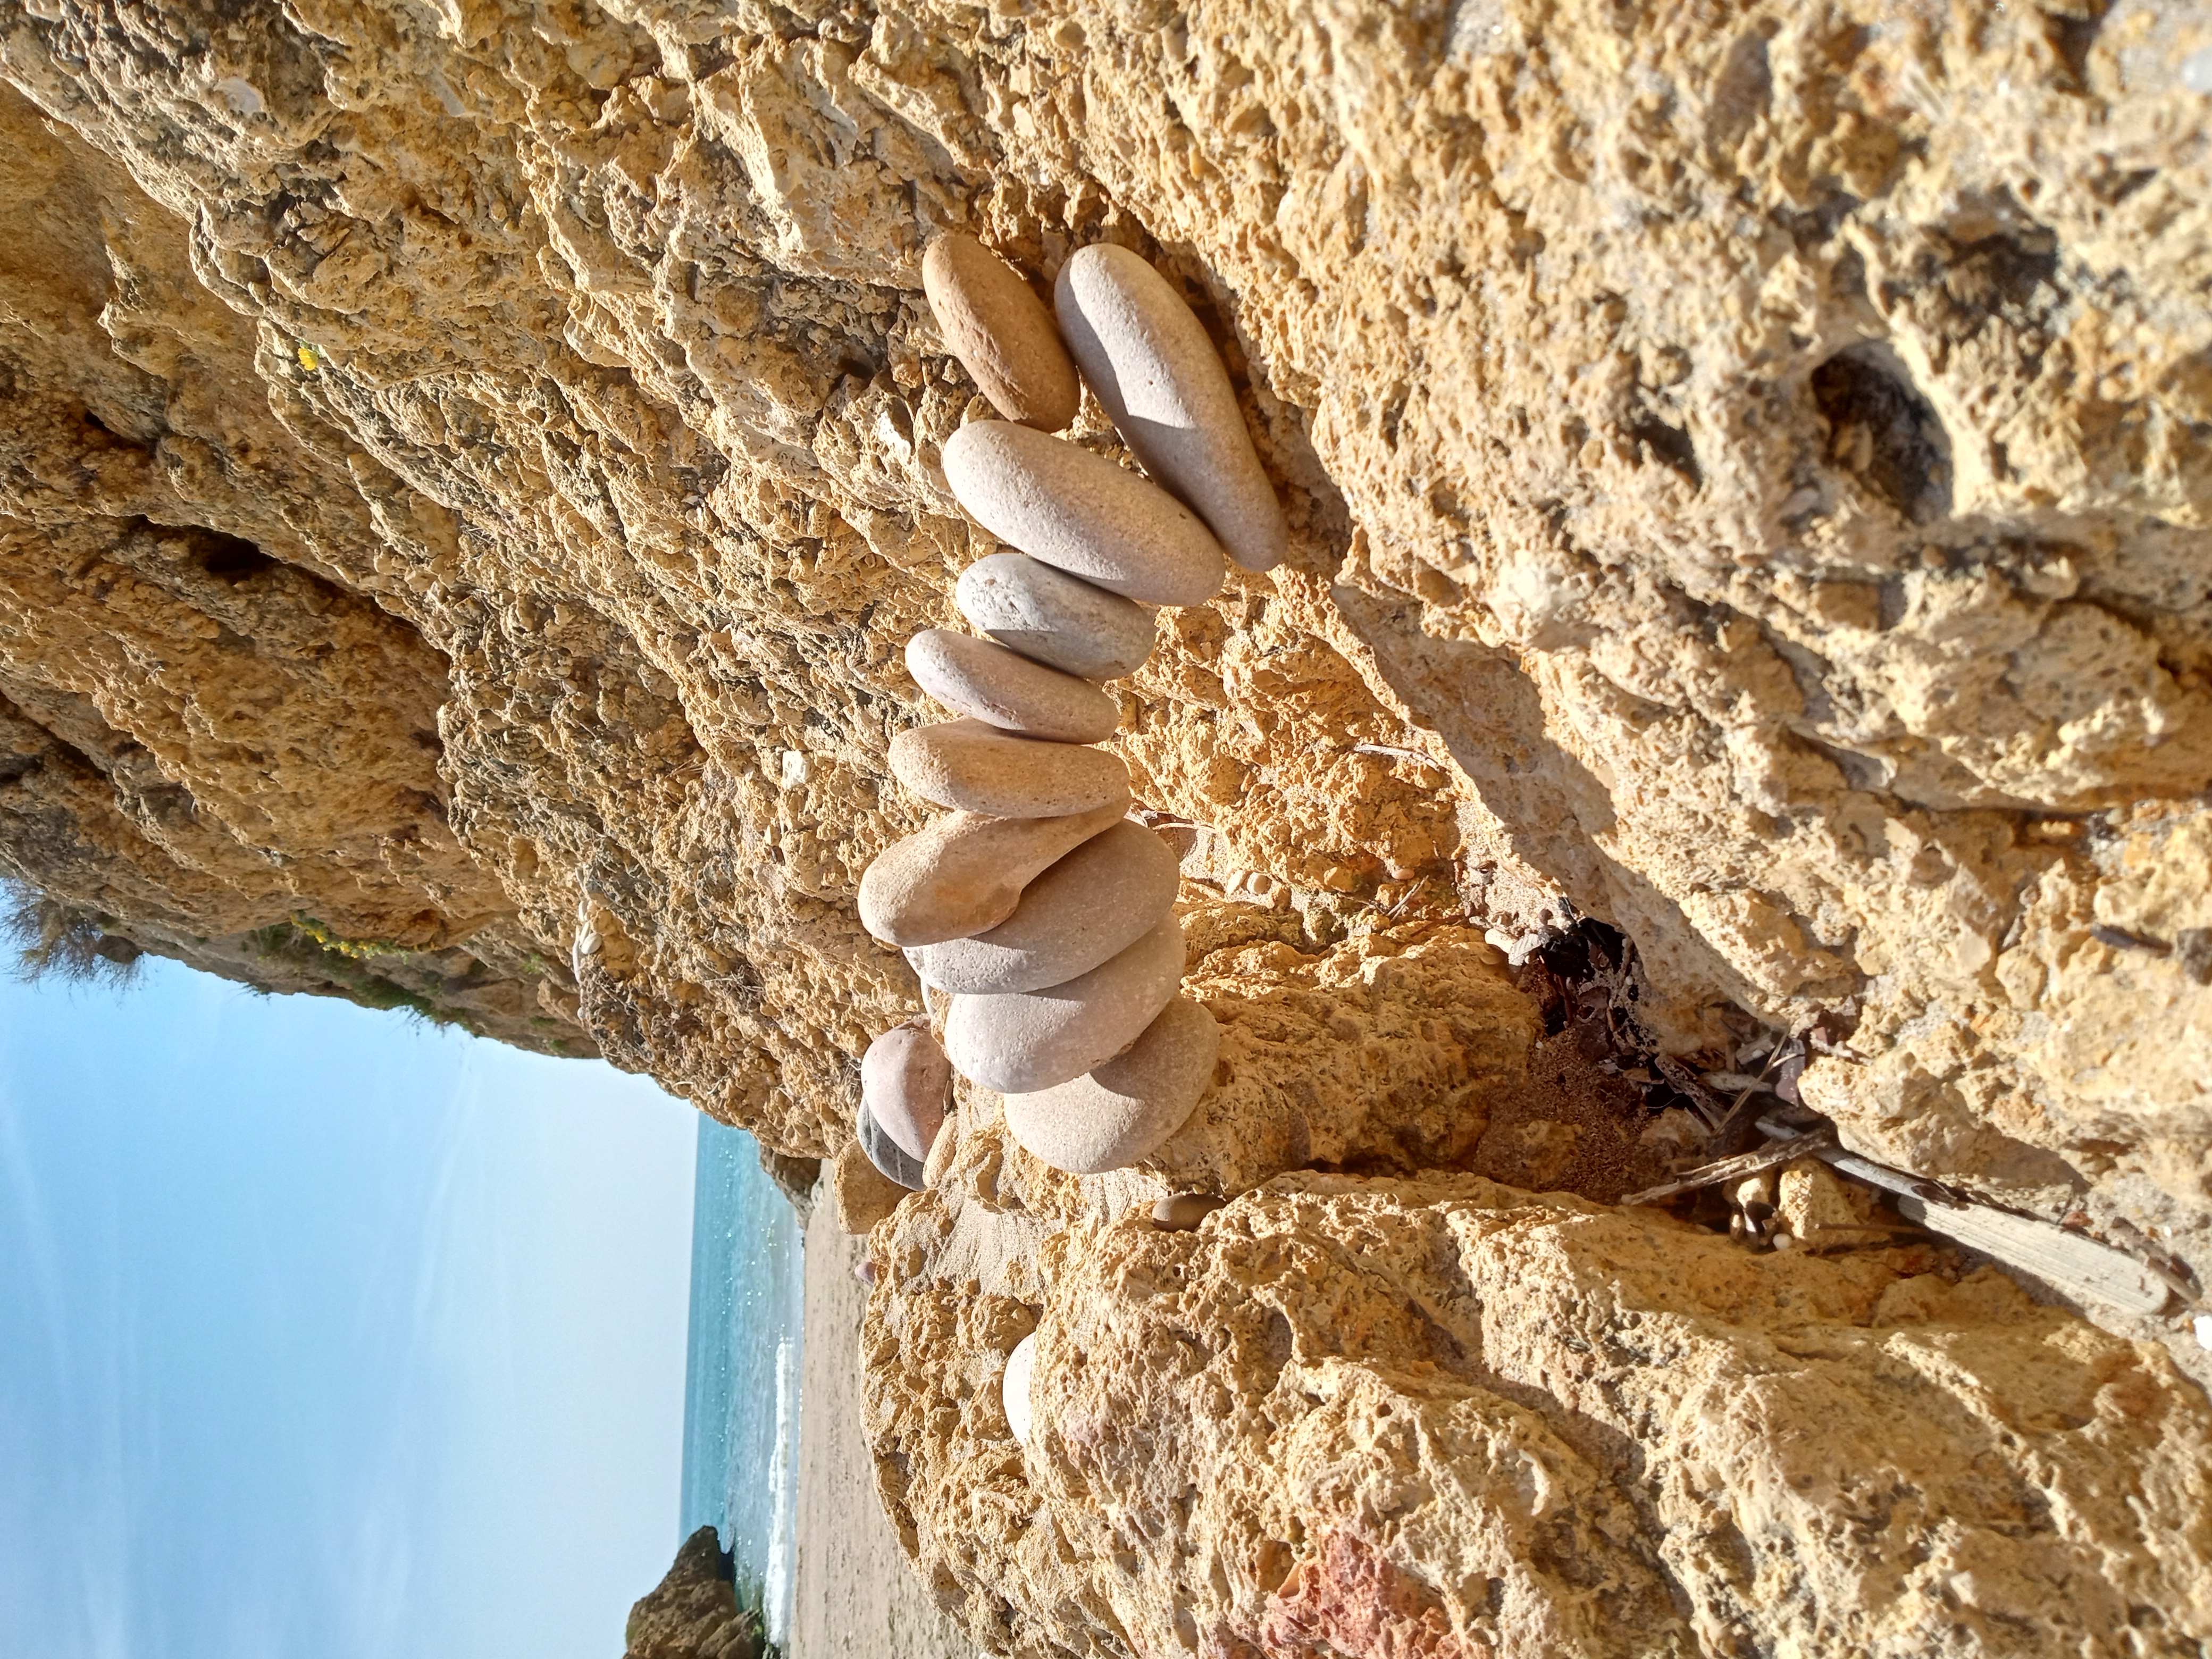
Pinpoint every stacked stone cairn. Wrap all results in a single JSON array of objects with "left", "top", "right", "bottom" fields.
[{"left": 854, "top": 236, "right": 1286, "bottom": 1189}]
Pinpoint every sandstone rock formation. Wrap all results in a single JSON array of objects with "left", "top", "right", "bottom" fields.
[
  {"left": 1, "top": 0, "right": 2209, "bottom": 1652},
  {"left": 623, "top": 1526, "right": 765, "bottom": 1659}
]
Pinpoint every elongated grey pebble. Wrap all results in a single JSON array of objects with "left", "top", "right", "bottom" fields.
[
  {"left": 942, "top": 420, "right": 1227, "bottom": 607},
  {"left": 1054, "top": 244, "right": 1287, "bottom": 573},
  {"left": 1003, "top": 996, "right": 1221, "bottom": 1174},
  {"left": 907, "top": 629, "right": 1120, "bottom": 744},
  {"left": 890, "top": 717, "right": 1129, "bottom": 818},
  {"left": 923, "top": 234, "right": 1079, "bottom": 431},
  {"left": 859, "top": 1100, "right": 927, "bottom": 1189},
  {"left": 1152, "top": 1192, "right": 1227, "bottom": 1230},
  {"left": 911, "top": 820, "right": 1179, "bottom": 994},
  {"left": 858, "top": 801, "right": 1127, "bottom": 946},
  {"left": 956, "top": 554, "right": 1155, "bottom": 680},
  {"left": 861, "top": 1016, "right": 951, "bottom": 1162},
  {"left": 944, "top": 915, "right": 1186, "bottom": 1093}
]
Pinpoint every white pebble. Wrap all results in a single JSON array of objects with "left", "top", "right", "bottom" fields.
[
  {"left": 2184, "top": 45, "right": 2212, "bottom": 94},
  {"left": 2194, "top": 1313, "right": 2212, "bottom": 1351},
  {"left": 1003, "top": 1332, "right": 1037, "bottom": 1445}
]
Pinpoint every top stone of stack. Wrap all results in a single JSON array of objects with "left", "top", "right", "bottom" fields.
[
  {"left": 1054, "top": 243, "right": 1287, "bottom": 574},
  {"left": 923, "top": 234, "right": 1080, "bottom": 432}
]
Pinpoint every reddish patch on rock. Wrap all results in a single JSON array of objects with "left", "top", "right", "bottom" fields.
[{"left": 1252, "top": 1532, "right": 1488, "bottom": 1659}]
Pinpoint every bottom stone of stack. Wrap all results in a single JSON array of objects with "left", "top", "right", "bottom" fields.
[
  {"left": 859, "top": 1102, "right": 928, "bottom": 1190},
  {"left": 944, "top": 916, "right": 1186, "bottom": 1093},
  {"left": 1002, "top": 996, "right": 1220, "bottom": 1174}
]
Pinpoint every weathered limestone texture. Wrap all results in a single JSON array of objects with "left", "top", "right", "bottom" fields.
[
  {"left": 2, "top": 0, "right": 2210, "bottom": 1649},
  {"left": 875, "top": 1173, "right": 2212, "bottom": 1658}
]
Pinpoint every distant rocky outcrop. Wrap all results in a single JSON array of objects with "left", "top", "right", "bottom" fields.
[{"left": 622, "top": 1529, "right": 764, "bottom": 1659}]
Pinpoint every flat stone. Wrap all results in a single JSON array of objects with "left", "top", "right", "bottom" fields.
[
  {"left": 860, "top": 1016, "right": 951, "bottom": 1161},
  {"left": 1054, "top": 243, "right": 1287, "bottom": 573},
  {"left": 955, "top": 553, "right": 1156, "bottom": 680},
  {"left": 942, "top": 420, "right": 1227, "bottom": 607},
  {"left": 944, "top": 915, "right": 1186, "bottom": 1093},
  {"left": 921, "top": 234, "right": 1079, "bottom": 431},
  {"left": 858, "top": 801, "right": 1128, "bottom": 946},
  {"left": 859, "top": 1100, "right": 927, "bottom": 1189},
  {"left": 1003, "top": 996, "right": 1221, "bottom": 1174},
  {"left": 907, "top": 629, "right": 1120, "bottom": 743},
  {"left": 890, "top": 717, "right": 1129, "bottom": 818},
  {"left": 911, "top": 819, "right": 1179, "bottom": 994},
  {"left": 1002, "top": 1331, "right": 1036, "bottom": 1446},
  {"left": 1152, "top": 1192, "right": 1227, "bottom": 1230}
]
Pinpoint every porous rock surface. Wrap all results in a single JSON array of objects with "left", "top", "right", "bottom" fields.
[{"left": 1, "top": 0, "right": 2210, "bottom": 1651}]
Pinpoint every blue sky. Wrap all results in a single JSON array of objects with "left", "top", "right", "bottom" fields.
[{"left": 0, "top": 957, "right": 698, "bottom": 1659}]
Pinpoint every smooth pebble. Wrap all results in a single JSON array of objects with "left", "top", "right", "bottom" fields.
[
  {"left": 956, "top": 553, "right": 1156, "bottom": 680},
  {"left": 858, "top": 801, "right": 1127, "bottom": 946},
  {"left": 911, "top": 820, "right": 1179, "bottom": 995},
  {"left": 1003, "top": 1332, "right": 1036, "bottom": 1445},
  {"left": 921, "top": 234, "right": 1079, "bottom": 431},
  {"left": 944, "top": 915, "right": 1185, "bottom": 1093},
  {"left": 890, "top": 717, "right": 1129, "bottom": 818},
  {"left": 942, "top": 420, "right": 1227, "bottom": 607},
  {"left": 1003, "top": 996, "right": 1221, "bottom": 1174},
  {"left": 859, "top": 1101, "right": 927, "bottom": 1190},
  {"left": 860, "top": 1016, "right": 951, "bottom": 1161},
  {"left": 853, "top": 1258, "right": 879, "bottom": 1285},
  {"left": 907, "top": 629, "right": 1120, "bottom": 743},
  {"left": 1054, "top": 243, "right": 1287, "bottom": 573},
  {"left": 1151, "top": 1192, "right": 1227, "bottom": 1231}
]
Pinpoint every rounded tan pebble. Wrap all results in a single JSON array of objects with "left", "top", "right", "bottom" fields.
[
  {"left": 890, "top": 717, "right": 1129, "bottom": 818},
  {"left": 857, "top": 801, "right": 1128, "bottom": 946},
  {"left": 942, "top": 420, "right": 1228, "bottom": 607},
  {"left": 1151, "top": 1192, "right": 1227, "bottom": 1231},
  {"left": 832, "top": 1140, "right": 906, "bottom": 1234},
  {"left": 944, "top": 915, "right": 1186, "bottom": 1093},
  {"left": 860, "top": 1015, "right": 951, "bottom": 1161},
  {"left": 955, "top": 553, "right": 1156, "bottom": 680},
  {"left": 1003, "top": 996, "right": 1221, "bottom": 1174},
  {"left": 922, "top": 234, "right": 1079, "bottom": 431},
  {"left": 1054, "top": 243, "right": 1287, "bottom": 573},
  {"left": 906, "top": 629, "right": 1120, "bottom": 743},
  {"left": 911, "top": 819, "right": 1179, "bottom": 994}
]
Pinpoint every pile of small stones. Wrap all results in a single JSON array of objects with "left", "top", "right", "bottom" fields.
[{"left": 854, "top": 234, "right": 1284, "bottom": 1190}]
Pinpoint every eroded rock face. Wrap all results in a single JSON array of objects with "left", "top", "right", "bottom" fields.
[
  {"left": 869, "top": 1172, "right": 2212, "bottom": 1659},
  {"left": 2, "top": 0, "right": 2210, "bottom": 1649}
]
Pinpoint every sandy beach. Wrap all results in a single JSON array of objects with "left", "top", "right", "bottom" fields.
[{"left": 791, "top": 1201, "right": 972, "bottom": 1659}]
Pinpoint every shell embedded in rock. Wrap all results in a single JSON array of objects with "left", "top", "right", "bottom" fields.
[
  {"left": 1002, "top": 1331, "right": 1037, "bottom": 1446},
  {"left": 860, "top": 1015, "right": 952, "bottom": 1161},
  {"left": 906, "top": 629, "right": 1122, "bottom": 743},
  {"left": 1002, "top": 995, "right": 1221, "bottom": 1174},
  {"left": 1053, "top": 242, "right": 1287, "bottom": 573},
  {"left": 889, "top": 717, "right": 1130, "bottom": 818},
  {"left": 859, "top": 1099, "right": 928, "bottom": 1189},
  {"left": 955, "top": 553, "right": 1157, "bottom": 681},
  {"left": 941, "top": 420, "right": 1228, "bottom": 607},
  {"left": 910, "top": 819, "right": 1180, "bottom": 994},
  {"left": 857, "top": 801, "right": 1128, "bottom": 946},
  {"left": 943, "top": 914, "right": 1186, "bottom": 1093},
  {"left": 921, "top": 234, "right": 1080, "bottom": 431}
]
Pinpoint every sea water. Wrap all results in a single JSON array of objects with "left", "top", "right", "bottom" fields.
[{"left": 678, "top": 1117, "right": 806, "bottom": 1647}]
